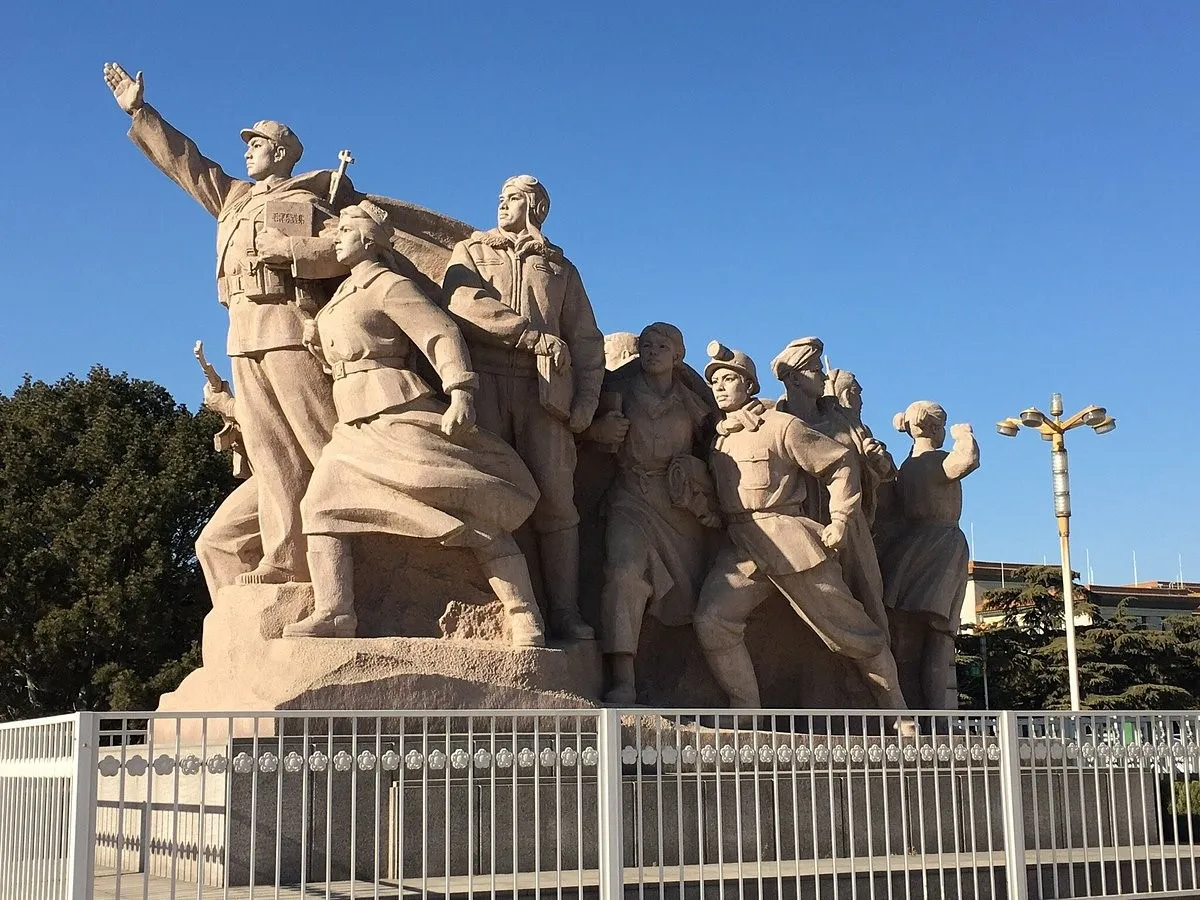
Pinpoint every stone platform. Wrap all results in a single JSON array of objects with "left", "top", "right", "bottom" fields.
[{"left": 157, "top": 576, "right": 601, "bottom": 741}]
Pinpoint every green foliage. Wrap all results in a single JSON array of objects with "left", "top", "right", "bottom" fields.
[
  {"left": 1077, "top": 600, "right": 1200, "bottom": 709},
  {"left": 1171, "top": 780, "right": 1200, "bottom": 816},
  {"left": 979, "top": 565, "right": 1095, "bottom": 638},
  {"left": 0, "top": 368, "right": 235, "bottom": 720},
  {"left": 959, "top": 586, "right": 1200, "bottom": 710}
]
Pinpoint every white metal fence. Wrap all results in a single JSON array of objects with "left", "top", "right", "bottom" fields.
[{"left": 1, "top": 708, "right": 1198, "bottom": 899}]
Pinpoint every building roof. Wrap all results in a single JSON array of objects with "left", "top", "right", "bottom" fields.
[{"left": 966, "top": 560, "right": 1200, "bottom": 614}]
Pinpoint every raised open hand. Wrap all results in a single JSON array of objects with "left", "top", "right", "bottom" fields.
[{"left": 103, "top": 62, "right": 144, "bottom": 114}]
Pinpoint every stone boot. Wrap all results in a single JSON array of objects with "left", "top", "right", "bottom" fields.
[
  {"left": 695, "top": 623, "right": 762, "bottom": 709},
  {"left": 481, "top": 553, "right": 546, "bottom": 649},
  {"left": 236, "top": 564, "right": 293, "bottom": 586},
  {"left": 603, "top": 653, "right": 637, "bottom": 705},
  {"left": 538, "top": 527, "right": 595, "bottom": 641},
  {"left": 282, "top": 537, "right": 357, "bottom": 638}
]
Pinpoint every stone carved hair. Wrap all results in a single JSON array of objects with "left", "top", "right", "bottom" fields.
[
  {"left": 502, "top": 175, "right": 551, "bottom": 227},
  {"left": 893, "top": 401, "right": 947, "bottom": 436},
  {"left": 639, "top": 322, "right": 686, "bottom": 365}
]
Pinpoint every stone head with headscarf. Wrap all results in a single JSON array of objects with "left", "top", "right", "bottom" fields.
[{"left": 338, "top": 200, "right": 395, "bottom": 260}]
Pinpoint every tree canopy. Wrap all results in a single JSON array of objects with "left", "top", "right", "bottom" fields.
[
  {"left": 0, "top": 367, "right": 235, "bottom": 720},
  {"left": 957, "top": 565, "right": 1200, "bottom": 710}
]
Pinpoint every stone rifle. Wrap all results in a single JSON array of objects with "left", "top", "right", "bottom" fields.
[{"left": 194, "top": 340, "right": 250, "bottom": 479}]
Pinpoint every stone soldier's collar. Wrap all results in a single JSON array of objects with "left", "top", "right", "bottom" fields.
[
  {"left": 715, "top": 398, "right": 768, "bottom": 436},
  {"left": 344, "top": 260, "right": 390, "bottom": 290},
  {"left": 478, "top": 228, "right": 564, "bottom": 263},
  {"left": 325, "top": 261, "right": 389, "bottom": 311}
]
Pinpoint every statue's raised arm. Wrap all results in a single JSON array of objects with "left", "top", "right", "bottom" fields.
[{"left": 102, "top": 60, "right": 239, "bottom": 217}]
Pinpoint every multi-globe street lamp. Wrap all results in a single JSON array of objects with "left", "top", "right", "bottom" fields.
[{"left": 996, "top": 393, "right": 1116, "bottom": 711}]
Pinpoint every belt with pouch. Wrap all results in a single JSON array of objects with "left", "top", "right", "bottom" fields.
[
  {"left": 330, "top": 356, "right": 407, "bottom": 380},
  {"left": 218, "top": 266, "right": 292, "bottom": 303}
]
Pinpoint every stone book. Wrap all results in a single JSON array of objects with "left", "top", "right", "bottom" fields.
[{"left": 262, "top": 199, "right": 314, "bottom": 236}]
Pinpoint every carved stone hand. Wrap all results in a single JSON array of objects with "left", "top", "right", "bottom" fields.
[
  {"left": 588, "top": 412, "right": 630, "bottom": 446},
  {"left": 254, "top": 228, "right": 293, "bottom": 265},
  {"left": 821, "top": 518, "right": 848, "bottom": 552},
  {"left": 103, "top": 62, "right": 144, "bottom": 114},
  {"left": 441, "top": 389, "right": 477, "bottom": 439}
]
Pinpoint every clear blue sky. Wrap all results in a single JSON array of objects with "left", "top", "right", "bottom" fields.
[{"left": 3, "top": 2, "right": 1197, "bottom": 587}]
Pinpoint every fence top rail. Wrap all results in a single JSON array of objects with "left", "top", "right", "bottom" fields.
[
  {"left": 88, "top": 707, "right": 1002, "bottom": 721},
  {"left": 89, "top": 708, "right": 606, "bottom": 720},
  {"left": 8, "top": 707, "right": 1200, "bottom": 728},
  {"left": 0, "top": 712, "right": 79, "bottom": 731},
  {"left": 1015, "top": 710, "right": 1200, "bottom": 719},
  {"left": 622, "top": 707, "right": 1004, "bottom": 718}
]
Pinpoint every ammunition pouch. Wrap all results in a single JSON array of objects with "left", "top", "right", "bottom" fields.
[{"left": 217, "top": 265, "right": 293, "bottom": 306}]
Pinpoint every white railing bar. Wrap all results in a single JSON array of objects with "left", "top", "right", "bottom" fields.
[
  {"left": 596, "top": 708, "right": 623, "bottom": 900},
  {"left": 997, "top": 710, "right": 1028, "bottom": 900}
]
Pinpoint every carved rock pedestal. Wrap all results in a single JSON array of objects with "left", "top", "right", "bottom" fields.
[{"left": 158, "top": 540, "right": 602, "bottom": 741}]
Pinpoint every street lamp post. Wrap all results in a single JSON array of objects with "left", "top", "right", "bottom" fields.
[{"left": 996, "top": 393, "right": 1116, "bottom": 711}]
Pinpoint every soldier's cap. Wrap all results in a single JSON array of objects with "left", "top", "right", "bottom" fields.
[
  {"left": 240, "top": 120, "right": 304, "bottom": 163},
  {"left": 704, "top": 341, "right": 760, "bottom": 395},
  {"left": 770, "top": 337, "right": 824, "bottom": 378}
]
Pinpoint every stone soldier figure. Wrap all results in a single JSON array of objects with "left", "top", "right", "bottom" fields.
[
  {"left": 694, "top": 342, "right": 907, "bottom": 711},
  {"left": 193, "top": 368, "right": 262, "bottom": 598},
  {"left": 103, "top": 63, "right": 342, "bottom": 586},
  {"left": 772, "top": 338, "right": 895, "bottom": 633},
  {"left": 443, "top": 175, "right": 605, "bottom": 640},
  {"left": 881, "top": 402, "right": 980, "bottom": 709},
  {"left": 285, "top": 202, "right": 545, "bottom": 645}
]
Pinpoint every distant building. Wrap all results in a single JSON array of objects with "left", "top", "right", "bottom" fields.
[{"left": 960, "top": 560, "right": 1200, "bottom": 631}]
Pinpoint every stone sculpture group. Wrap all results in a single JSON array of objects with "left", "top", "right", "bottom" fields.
[{"left": 103, "top": 63, "right": 979, "bottom": 714}]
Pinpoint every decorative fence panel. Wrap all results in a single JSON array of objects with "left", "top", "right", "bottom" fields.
[{"left": 2, "top": 708, "right": 1199, "bottom": 899}]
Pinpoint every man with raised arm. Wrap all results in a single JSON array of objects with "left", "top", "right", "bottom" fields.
[{"left": 103, "top": 62, "right": 343, "bottom": 587}]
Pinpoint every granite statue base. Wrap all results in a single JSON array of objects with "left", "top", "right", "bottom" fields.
[{"left": 157, "top": 576, "right": 601, "bottom": 741}]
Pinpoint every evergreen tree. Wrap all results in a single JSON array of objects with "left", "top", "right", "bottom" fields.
[
  {"left": 959, "top": 572, "right": 1200, "bottom": 710},
  {"left": 978, "top": 564, "right": 1095, "bottom": 638},
  {"left": 0, "top": 367, "right": 235, "bottom": 719}
]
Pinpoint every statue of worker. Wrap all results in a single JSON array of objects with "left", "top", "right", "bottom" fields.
[
  {"left": 586, "top": 323, "right": 719, "bottom": 703},
  {"left": 103, "top": 63, "right": 343, "bottom": 588},
  {"left": 694, "top": 342, "right": 907, "bottom": 712},
  {"left": 442, "top": 176, "right": 605, "bottom": 640},
  {"left": 881, "top": 402, "right": 980, "bottom": 708},
  {"left": 772, "top": 339, "right": 895, "bottom": 634}
]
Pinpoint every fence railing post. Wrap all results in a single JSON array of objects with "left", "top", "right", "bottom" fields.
[
  {"left": 597, "top": 707, "right": 624, "bottom": 900},
  {"left": 66, "top": 712, "right": 99, "bottom": 900},
  {"left": 998, "top": 710, "right": 1029, "bottom": 900}
]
